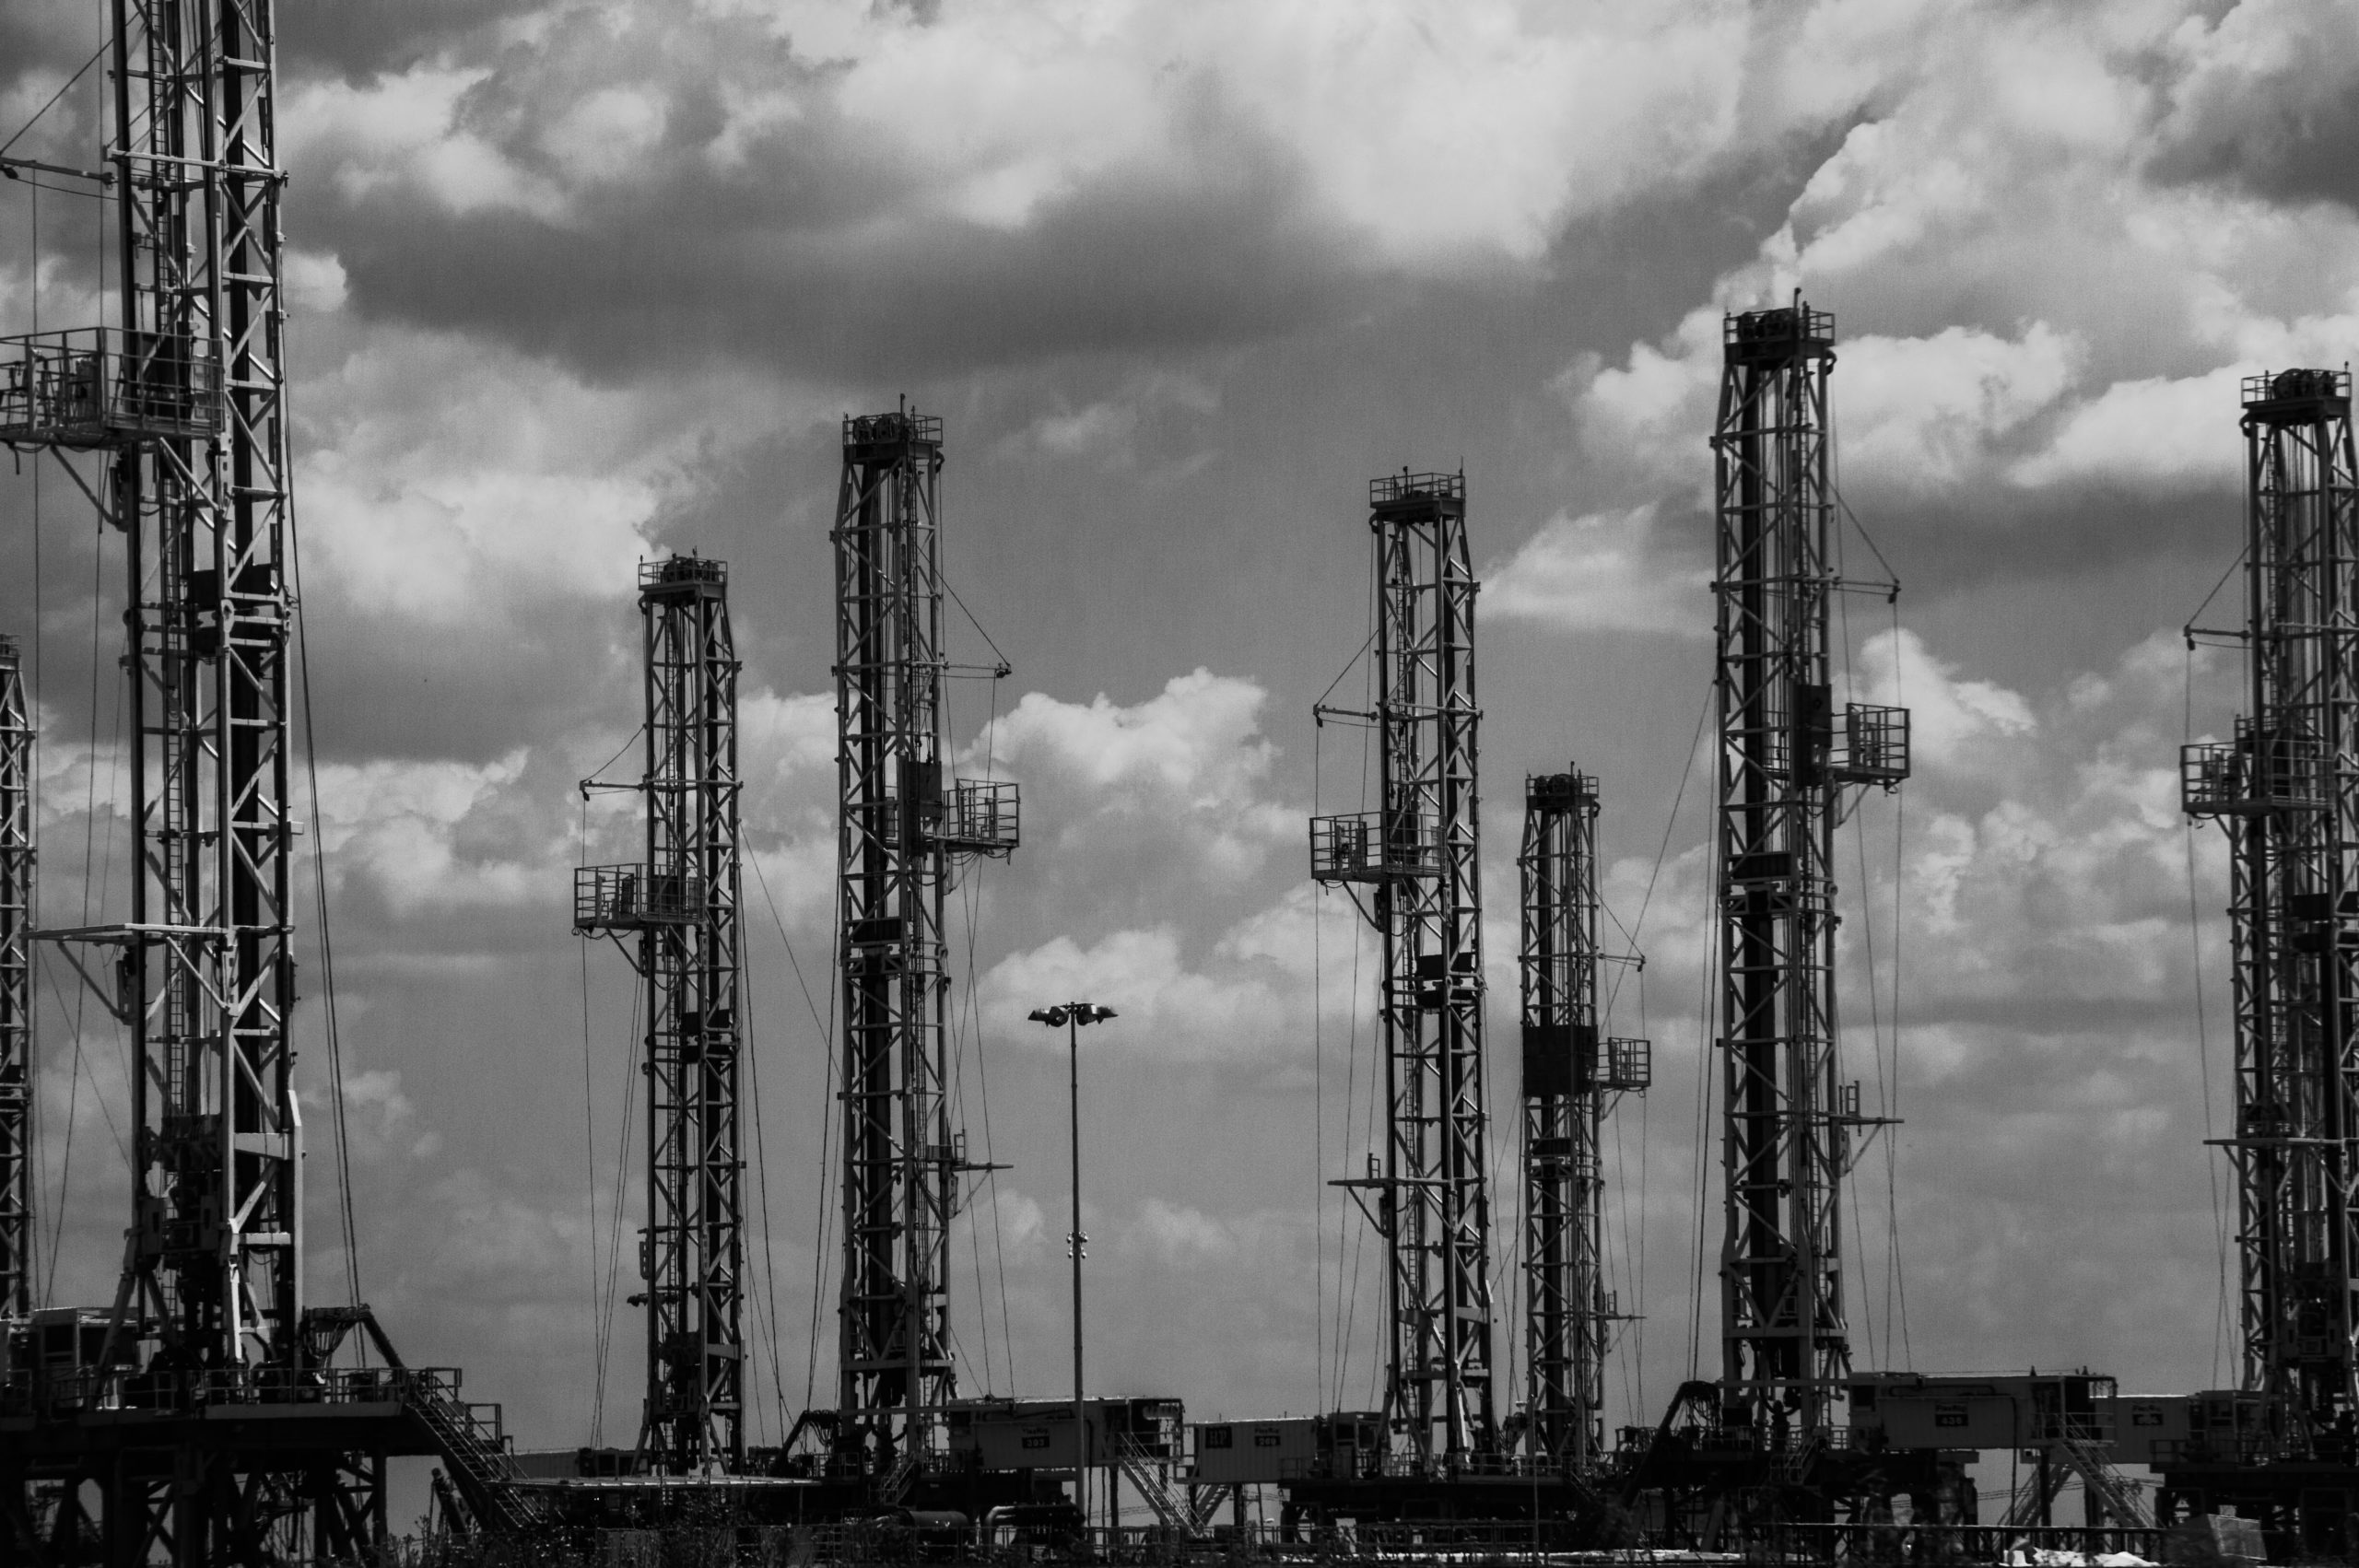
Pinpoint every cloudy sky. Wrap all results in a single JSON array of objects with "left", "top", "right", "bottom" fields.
[{"left": 3, "top": 0, "right": 2354, "bottom": 1493}]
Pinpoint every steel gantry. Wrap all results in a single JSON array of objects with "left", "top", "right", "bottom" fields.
[
  {"left": 1312, "top": 471, "right": 1497, "bottom": 1471},
  {"left": 832, "top": 408, "right": 1018, "bottom": 1487},
  {"left": 578, "top": 555, "right": 746, "bottom": 1473},
  {"left": 1710, "top": 301, "right": 1908, "bottom": 1449},
  {"left": 1518, "top": 768, "right": 1647, "bottom": 1472},
  {"left": 2182, "top": 369, "right": 2359, "bottom": 1468},
  {"left": 0, "top": 636, "right": 27, "bottom": 1323}
]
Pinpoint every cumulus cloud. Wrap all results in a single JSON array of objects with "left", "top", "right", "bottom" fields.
[
  {"left": 1850, "top": 627, "right": 2036, "bottom": 772},
  {"left": 1483, "top": 505, "right": 1710, "bottom": 637},
  {"left": 982, "top": 669, "right": 1297, "bottom": 886}
]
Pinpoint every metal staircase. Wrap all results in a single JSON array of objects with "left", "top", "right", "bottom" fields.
[
  {"left": 2001, "top": 1435, "right": 2149, "bottom": 1528},
  {"left": 1112, "top": 1434, "right": 1196, "bottom": 1534},
  {"left": 402, "top": 1372, "right": 543, "bottom": 1535}
]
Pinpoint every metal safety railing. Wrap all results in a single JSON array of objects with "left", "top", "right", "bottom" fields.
[
  {"left": 574, "top": 865, "right": 708, "bottom": 930},
  {"left": 845, "top": 409, "right": 944, "bottom": 449},
  {"left": 1310, "top": 810, "right": 1439, "bottom": 883},
  {"left": 1369, "top": 470, "right": 1464, "bottom": 508},
  {"left": 2245, "top": 367, "right": 2352, "bottom": 409},
  {"left": 0, "top": 327, "right": 221, "bottom": 448},
  {"left": 937, "top": 778, "right": 1020, "bottom": 855},
  {"left": 1833, "top": 703, "right": 1911, "bottom": 786}
]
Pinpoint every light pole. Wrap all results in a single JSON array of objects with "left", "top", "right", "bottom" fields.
[{"left": 1028, "top": 1002, "right": 1117, "bottom": 1536}]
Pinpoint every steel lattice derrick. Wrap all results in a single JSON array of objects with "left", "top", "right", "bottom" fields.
[
  {"left": 639, "top": 556, "right": 746, "bottom": 1471},
  {"left": 1519, "top": 769, "right": 1648, "bottom": 1472},
  {"left": 101, "top": 0, "right": 299, "bottom": 1376},
  {"left": 0, "top": 638, "right": 27, "bottom": 1322},
  {"left": 2184, "top": 369, "right": 2359, "bottom": 1453},
  {"left": 832, "top": 409, "right": 1017, "bottom": 1481},
  {"left": 1710, "top": 302, "right": 1908, "bottom": 1448},
  {"left": 1313, "top": 472, "right": 1496, "bottom": 1470}
]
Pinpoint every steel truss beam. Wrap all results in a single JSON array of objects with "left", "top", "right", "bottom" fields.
[
  {"left": 1711, "top": 301, "right": 1907, "bottom": 1447},
  {"left": 2186, "top": 369, "right": 2359, "bottom": 1453},
  {"left": 832, "top": 410, "right": 1016, "bottom": 1482},
  {"left": 1314, "top": 472, "right": 1496, "bottom": 1470},
  {"left": 1519, "top": 769, "right": 1645, "bottom": 1471}
]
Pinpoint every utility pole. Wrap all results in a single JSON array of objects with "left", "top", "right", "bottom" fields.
[
  {"left": 1519, "top": 768, "right": 1647, "bottom": 1471},
  {"left": 577, "top": 555, "right": 745, "bottom": 1472},
  {"left": 1313, "top": 470, "right": 1496, "bottom": 1471},
  {"left": 833, "top": 408, "right": 1019, "bottom": 1492},
  {"left": 2182, "top": 369, "right": 2359, "bottom": 1508},
  {"left": 1711, "top": 299, "right": 1909, "bottom": 1453},
  {"left": 0, "top": 636, "right": 28, "bottom": 1323}
]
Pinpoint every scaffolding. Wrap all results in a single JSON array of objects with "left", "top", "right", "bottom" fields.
[
  {"left": 833, "top": 409, "right": 1018, "bottom": 1486},
  {"left": 1313, "top": 471, "right": 1496, "bottom": 1470},
  {"left": 578, "top": 555, "right": 746, "bottom": 1472},
  {"left": 1518, "top": 769, "right": 1646, "bottom": 1472},
  {"left": 1710, "top": 301, "right": 1907, "bottom": 1449}
]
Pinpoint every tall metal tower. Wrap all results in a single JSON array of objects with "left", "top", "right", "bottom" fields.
[
  {"left": 1312, "top": 471, "right": 1496, "bottom": 1469},
  {"left": 832, "top": 408, "right": 1018, "bottom": 1481},
  {"left": 1519, "top": 768, "right": 1647, "bottom": 1471},
  {"left": 1710, "top": 302, "right": 1908, "bottom": 1446},
  {"left": 0, "top": 636, "right": 29, "bottom": 1322},
  {"left": 577, "top": 555, "right": 745, "bottom": 1473},
  {"left": 2183, "top": 368, "right": 2359, "bottom": 1455},
  {"left": 0, "top": 0, "right": 296, "bottom": 1384},
  {"left": 0, "top": 5, "right": 541, "bottom": 1557}
]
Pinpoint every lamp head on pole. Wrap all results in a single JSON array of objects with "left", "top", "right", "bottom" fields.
[{"left": 1027, "top": 1003, "right": 1117, "bottom": 1028}]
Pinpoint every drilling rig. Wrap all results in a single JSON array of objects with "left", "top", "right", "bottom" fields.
[
  {"left": 2172, "top": 366, "right": 2359, "bottom": 1557},
  {"left": 1618, "top": 299, "right": 1919, "bottom": 1539},
  {"left": 1518, "top": 768, "right": 1648, "bottom": 1476},
  {"left": 0, "top": 3, "right": 530, "bottom": 1558},
  {"left": 817, "top": 408, "right": 1027, "bottom": 1512},
  {"left": 1297, "top": 474, "right": 1604, "bottom": 1530},
  {"left": 576, "top": 555, "right": 747, "bottom": 1477}
]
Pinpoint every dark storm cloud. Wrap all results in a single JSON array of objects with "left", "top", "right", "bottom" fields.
[
  {"left": 2149, "top": 4, "right": 2359, "bottom": 211},
  {"left": 280, "top": 4, "right": 1368, "bottom": 382},
  {"left": 327, "top": 155, "right": 1350, "bottom": 384},
  {"left": 284, "top": 0, "right": 545, "bottom": 81}
]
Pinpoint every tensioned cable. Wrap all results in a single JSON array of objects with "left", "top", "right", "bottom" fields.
[
  {"left": 744, "top": 850, "right": 839, "bottom": 1411},
  {"left": 1314, "top": 704, "right": 1325, "bottom": 1410},
  {"left": 0, "top": 39, "right": 109, "bottom": 159},
  {"left": 288, "top": 484, "right": 363, "bottom": 1308},
  {"left": 46, "top": 474, "right": 114, "bottom": 1299},
  {"left": 742, "top": 898, "right": 791, "bottom": 1445},
  {"left": 1685, "top": 807, "right": 1721, "bottom": 1383},
  {"left": 1603, "top": 689, "right": 1712, "bottom": 1022},
  {"left": 1885, "top": 597, "right": 1913, "bottom": 1366},
  {"left": 592, "top": 967, "right": 643, "bottom": 1445},
  {"left": 2184, "top": 644, "right": 2234, "bottom": 1383},
  {"left": 576, "top": 798, "right": 604, "bottom": 1436}
]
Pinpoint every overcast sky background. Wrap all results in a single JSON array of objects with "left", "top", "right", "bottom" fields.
[{"left": 3, "top": 0, "right": 2355, "bottom": 1495}]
